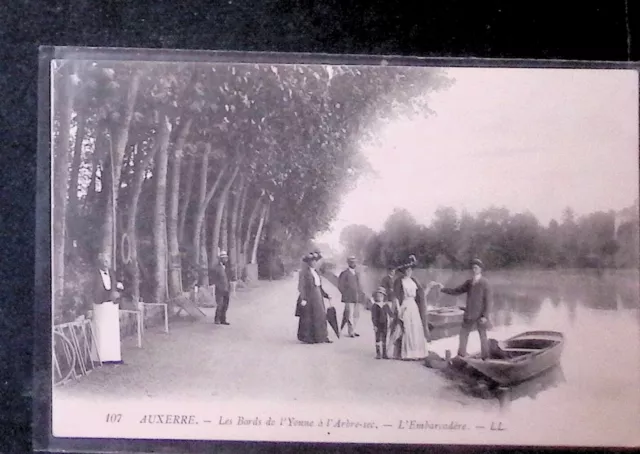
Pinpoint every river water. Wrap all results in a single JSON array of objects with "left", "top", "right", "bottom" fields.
[{"left": 354, "top": 267, "right": 639, "bottom": 442}]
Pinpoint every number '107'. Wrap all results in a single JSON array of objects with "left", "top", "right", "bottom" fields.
[{"left": 106, "top": 414, "right": 122, "bottom": 423}]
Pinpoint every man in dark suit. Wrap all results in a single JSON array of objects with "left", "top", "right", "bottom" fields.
[
  {"left": 213, "top": 251, "right": 232, "bottom": 325},
  {"left": 436, "top": 258, "right": 492, "bottom": 359},
  {"left": 94, "top": 253, "right": 119, "bottom": 304},
  {"left": 380, "top": 266, "right": 396, "bottom": 302},
  {"left": 338, "top": 256, "right": 363, "bottom": 337}
]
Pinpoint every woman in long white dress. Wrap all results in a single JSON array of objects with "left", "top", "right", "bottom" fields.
[{"left": 390, "top": 263, "right": 433, "bottom": 360}]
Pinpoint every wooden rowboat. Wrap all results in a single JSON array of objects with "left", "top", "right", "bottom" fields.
[
  {"left": 460, "top": 330, "right": 565, "bottom": 387},
  {"left": 427, "top": 306, "right": 465, "bottom": 328}
]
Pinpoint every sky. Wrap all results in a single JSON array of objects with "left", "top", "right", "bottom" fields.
[{"left": 315, "top": 67, "right": 639, "bottom": 252}]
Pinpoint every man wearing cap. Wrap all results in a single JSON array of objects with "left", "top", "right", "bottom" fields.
[
  {"left": 338, "top": 256, "right": 363, "bottom": 337},
  {"left": 435, "top": 258, "right": 492, "bottom": 359},
  {"left": 213, "top": 251, "right": 232, "bottom": 325},
  {"left": 370, "top": 287, "right": 391, "bottom": 359}
]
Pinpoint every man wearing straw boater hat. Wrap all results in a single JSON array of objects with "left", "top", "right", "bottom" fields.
[
  {"left": 435, "top": 258, "right": 492, "bottom": 359},
  {"left": 338, "top": 255, "right": 363, "bottom": 338},
  {"left": 213, "top": 251, "right": 232, "bottom": 325}
]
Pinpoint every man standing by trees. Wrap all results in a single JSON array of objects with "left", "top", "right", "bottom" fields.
[
  {"left": 212, "top": 251, "right": 232, "bottom": 325},
  {"left": 435, "top": 258, "right": 492, "bottom": 359},
  {"left": 338, "top": 256, "right": 363, "bottom": 338}
]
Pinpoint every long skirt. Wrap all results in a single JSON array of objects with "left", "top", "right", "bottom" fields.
[
  {"left": 297, "top": 290, "right": 329, "bottom": 344},
  {"left": 386, "top": 316, "right": 402, "bottom": 359},
  {"left": 399, "top": 298, "right": 429, "bottom": 360}
]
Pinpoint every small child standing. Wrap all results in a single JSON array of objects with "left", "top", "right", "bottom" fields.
[{"left": 371, "top": 287, "right": 391, "bottom": 359}]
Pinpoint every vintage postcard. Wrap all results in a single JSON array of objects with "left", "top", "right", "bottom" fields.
[{"left": 40, "top": 48, "right": 639, "bottom": 450}]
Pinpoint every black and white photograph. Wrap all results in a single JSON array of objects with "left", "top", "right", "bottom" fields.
[{"left": 47, "top": 49, "right": 639, "bottom": 447}]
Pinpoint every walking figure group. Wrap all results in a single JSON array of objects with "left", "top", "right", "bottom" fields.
[{"left": 295, "top": 252, "right": 492, "bottom": 362}]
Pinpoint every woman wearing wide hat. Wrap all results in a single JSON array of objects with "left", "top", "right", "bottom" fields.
[
  {"left": 389, "top": 255, "right": 435, "bottom": 360},
  {"left": 296, "top": 252, "right": 332, "bottom": 344}
]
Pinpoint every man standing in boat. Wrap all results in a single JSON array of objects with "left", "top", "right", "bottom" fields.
[{"left": 435, "top": 258, "right": 492, "bottom": 360}]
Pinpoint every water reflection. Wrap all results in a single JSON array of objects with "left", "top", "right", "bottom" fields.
[
  {"left": 358, "top": 268, "right": 639, "bottom": 329},
  {"left": 565, "top": 296, "right": 578, "bottom": 325},
  {"left": 497, "top": 366, "right": 566, "bottom": 410},
  {"left": 618, "top": 285, "right": 638, "bottom": 310},
  {"left": 428, "top": 311, "right": 517, "bottom": 342},
  {"left": 349, "top": 267, "right": 639, "bottom": 428},
  {"left": 445, "top": 364, "right": 567, "bottom": 409},
  {"left": 491, "top": 309, "right": 514, "bottom": 327},
  {"left": 429, "top": 325, "right": 463, "bottom": 342}
]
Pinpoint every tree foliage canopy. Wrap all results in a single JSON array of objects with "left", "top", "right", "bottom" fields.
[{"left": 52, "top": 58, "right": 453, "bottom": 320}]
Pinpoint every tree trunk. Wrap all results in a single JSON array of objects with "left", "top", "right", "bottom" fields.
[
  {"left": 235, "top": 181, "right": 248, "bottom": 273},
  {"left": 126, "top": 134, "right": 162, "bottom": 302},
  {"left": 263, "top": 200, "right": 271, "bottom": 226},
  {"left": 167, "top": 117, "right": 192, "bottom": 298},
  {"left": 264, "top": 220, "right": 274, "bottom": 281},
  {"left": 85, "top": 160, "right": 99, "bottom": 211},
  {"left": 228, "top": 175, "right": 244, "bottom": 281},
  {"left": 251, "top": 202, "right": 269, "bottom": 264},
  {"left": 210, "top": 165, "right": 240, "bottom": 264},
  {"left": 178, "top": 152, "right": 196, "bottom": 244},
  {"left": 236, "top": 237, "right": 243, "bottom": 279},
  {"left": 153, "top": 115, "right": 173, "bottom": 304},
  {"left": 192, "top": 145, "right": 209, "bottom": 268},
  {"left": 213, "top": 200, "right": 227, "bottom": 259},
  {"left": 242, "top": 194, "right": 263, "bottom": 265},
  {"left": 101, "top": 70, "right": 143, "bottom": 268},
  {"left": 237, "top": 182, "right": 249, "bottom": 232},
  {"left": 192, "top": 161, "right": 227, "bottom": 275},
  {"left": 66, "top": 110, "right": 86, "bottom": 241},
  {"left": 84, "top": 125, "right": 108, "bottom": 211},
  {"left": 221, "top": 202, "right": 229, "bottom": 252},
  {"left": 200, "top": 224, "right": 209, "bottom": 287},
  {"left": 52, "top": 63, "right": 72, "bottom": 304}
]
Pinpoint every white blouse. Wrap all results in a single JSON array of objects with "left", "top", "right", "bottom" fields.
[
  {"left": 310, "top": 268, "right": 321, "bottom": 287},
  {"left": 402, "top": 277, "right": 417, "bottom": 300},
  {"left": 100, "top": 269, "right": 111, "bottom": 291}
]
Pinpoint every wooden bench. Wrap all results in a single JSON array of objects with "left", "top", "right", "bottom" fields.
[{"left": 173, "top": 293, "right": 206, "bottom": 319}]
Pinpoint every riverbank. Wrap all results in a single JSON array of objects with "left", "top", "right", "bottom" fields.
[
  {"left": 53, "top": 274, "right": 495, "bottom": 409},
  {"left": 52, "top": 272, "right": 640, "bottom": 446}
]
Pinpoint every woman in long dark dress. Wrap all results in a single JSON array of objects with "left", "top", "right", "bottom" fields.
[{"left": 296, "top": 252, "right": 332, "bottom": 344}]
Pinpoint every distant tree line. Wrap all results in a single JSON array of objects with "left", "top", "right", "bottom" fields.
[{"left": 340, "top": 202, "right": 639, "bottom": 270}]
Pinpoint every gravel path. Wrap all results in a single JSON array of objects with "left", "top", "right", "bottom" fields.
[{"left": 54, "top": 275, "right": 493, "bottom": 411}]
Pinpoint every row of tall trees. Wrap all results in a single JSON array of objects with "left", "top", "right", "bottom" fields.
[
  {"left": 52, "top": 59, "right": 453, "bottom": 319},
  {"left": 356, "top": 202, "right": 639, "bottom": 270}
]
